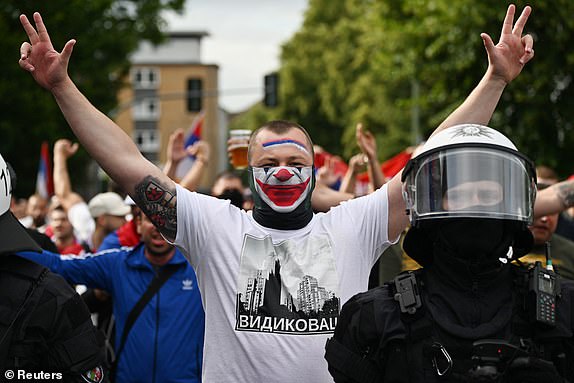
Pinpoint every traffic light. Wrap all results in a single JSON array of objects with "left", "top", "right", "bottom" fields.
[{"left": 264, "top": 72, "right": 279, "bottom": 107}]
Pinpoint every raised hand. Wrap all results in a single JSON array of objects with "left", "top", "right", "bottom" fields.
[
  {"left": 54, "top": 139, "right": 79, "bottom": 159},
  {"left": 166, "top": 129, "right": 188, "bottom": 165},
  {"left": 188, "top": 141, "right": 210, "bottom": 165},
  {"left": 316, "top": 156, "right": 341, "bottom": 187},
  {"left": 348, "top": 153, "right": 368, "bottom": 175},
  {"left": 356, "top": 123, "right": 378, "bottom": 161},
  {"left": 19, "top": 12, "right": 76, "bottom": 90},
  {"left": 355, "top": 123, "right": 386, "bottom": 189},
  {"left": 481, "top": 4, "right": 534, "bottom": 84}
]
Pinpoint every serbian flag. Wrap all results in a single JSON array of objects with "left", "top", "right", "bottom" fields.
[
  {"left": 184, "top": 110, "right": 205, "bottom": 152},
  {"left": 176, "top": 111, "right": 205, "bottom": 180},
  {"left": 35, "top": 141, "right": 54, "bottom": 199}
]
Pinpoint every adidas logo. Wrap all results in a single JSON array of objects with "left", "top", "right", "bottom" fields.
[{"left": 182, "top": 279, "right": 194, "bottom": 290}]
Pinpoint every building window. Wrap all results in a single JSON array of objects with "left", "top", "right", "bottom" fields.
[
  {"left": 132, "top": 67, "right": 160, "bottom": 89},
  {"left": 133, "top": 98, "right": 159, "bottom": 120},
  {"left": 187, "top": 78, "right": 203, "bottom": 112},
  {"left": 134, "top": 129, "right": 159, "bottom": 152}
]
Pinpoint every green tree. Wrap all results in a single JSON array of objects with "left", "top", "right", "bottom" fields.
[
  {"left": 228, "top": 102, "right": 277, "bottom": 133},
  {"left": 0, "top": 0, "right": 185, "bottom": 196},
  {"left": 273, "top": 0, "right": 574, "bottom": 177},
  {"left": 278, "top": 0, "right": 367, "bottom": 156}
]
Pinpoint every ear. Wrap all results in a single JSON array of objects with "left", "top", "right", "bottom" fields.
[{"left": 96, "top": 215, "right": 106, "bottom": 227}]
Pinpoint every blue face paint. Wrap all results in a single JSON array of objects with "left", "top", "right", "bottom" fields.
[{"left": 261, "top": 139, "right": 310, "bottom": 155}]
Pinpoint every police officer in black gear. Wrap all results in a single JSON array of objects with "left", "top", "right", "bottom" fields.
[
  {"left": 0, "top": 153, "right": 107, "bottom": 382},
  {"left": 325, "top": 125, "right": 574, "bottom": 383},
  {"left": 5, "top": 161, "right": 59, "bottom": 253}
]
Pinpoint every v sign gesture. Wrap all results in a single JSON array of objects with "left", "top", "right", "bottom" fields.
[
  {"left": 19, "top": 12, "right": 76, "bottom": 91},
  {"left": 18, "top": 11, "right": 178, "bottom": 242},
  {"left": 481, "top": 4, "right": 534, "bottom": 84}
]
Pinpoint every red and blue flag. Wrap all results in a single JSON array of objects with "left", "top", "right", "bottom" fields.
[
  {"left": 184, "top": 111, "right": 205, "bottom": 157},
  {"left": 35, "top": 141, "right": 54, "bottom": 199},
  {"left": 175, "top": 111, "right": 205, "bottom": 180}
]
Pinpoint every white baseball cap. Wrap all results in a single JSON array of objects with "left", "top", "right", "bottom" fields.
[
  {"left": 0, "top": 153, "right": 41, "bottom": 254},
  {"left": 88, "top": 192, "right": 131, "bottom": 218}
]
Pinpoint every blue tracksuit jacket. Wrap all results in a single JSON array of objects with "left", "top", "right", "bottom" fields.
[{"left": 19, "top": 244, "right": 204, "bottom": 383}]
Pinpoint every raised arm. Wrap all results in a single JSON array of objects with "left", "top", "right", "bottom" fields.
[
  {"left": 311, "top": 183, "right": 354, "bottom": 213},
  {"left": 385, "top": 4, "right": 535, "bottom": 241},
  {"left": 19, "top": 12, "right": 177, "bottom": 240},
  {"left": 179, "top": 140, "right": 210, "bottom": 191},
  {"left": 534, "top": 180, "right": 574, "bottom": 218},
  {"left": 356, "top": 123, "right": 385, "bottom": 191},
  {"left": 163, "top": 129, "right": 210, "bottom": 191},
  {"left": 433, "top": 4, "right": 534, "bottom": 135},
  {"left": 163, "top": 129, "right": 187, "bottom": 181},
  {"left": 53, "top": 139, "right": 84, "bottom": 210},
  {"left": 313, "top": 156, "right": 354, "bottom": 211},
  {"left": 339, "top": 154, "right": 365, "bottom": 195}
]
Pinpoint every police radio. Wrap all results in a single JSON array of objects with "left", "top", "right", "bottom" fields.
[{"left": 529, "top": 243, "right": 560, "bottom": 326}]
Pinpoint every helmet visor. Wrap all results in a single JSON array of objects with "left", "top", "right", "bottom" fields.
[{"left": 403, "top": 148, "right": 536, "bottom": 224}]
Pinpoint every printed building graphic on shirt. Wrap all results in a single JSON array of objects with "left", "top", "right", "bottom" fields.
[{"left": 235, "top": 234, "right": 340, "bottom": 334}]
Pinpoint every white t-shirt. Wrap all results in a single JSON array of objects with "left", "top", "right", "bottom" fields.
[{"left": 175, "top": 183, "right": 395, "bottom": 383}]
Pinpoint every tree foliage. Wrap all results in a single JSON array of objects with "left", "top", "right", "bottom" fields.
[
  {"left": 242, "top": 0, "right": 574, "bottom": 178},
  {"left": 0, "top": 0, "right": 185, "bottom": 196}
]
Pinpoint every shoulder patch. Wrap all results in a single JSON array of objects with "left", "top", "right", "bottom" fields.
[{"left": 81, "top": 366, "right": 104, "bottom": 383}]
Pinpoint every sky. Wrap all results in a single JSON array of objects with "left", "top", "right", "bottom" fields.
[{"left": 163, "top": 0, "right": 309, "bottom": 113}]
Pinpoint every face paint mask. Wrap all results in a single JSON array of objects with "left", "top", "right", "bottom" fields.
[
  {"left": 248, "top": 166, "right": 315, "bottom": 230},
  {"left": 251, "top": 166, "right": 314, "bottom": 213}
]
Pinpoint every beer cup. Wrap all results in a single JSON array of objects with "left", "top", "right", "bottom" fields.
[{"left": 229, "top": 129, "right": 251, "bottom": 169}]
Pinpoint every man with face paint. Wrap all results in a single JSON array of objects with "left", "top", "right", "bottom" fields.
[
  {"left": 248, "top": 129, "right": 316, "bottom": 228},
  {"left": 19, "top": 4, "right": 534, "bottom": 382}
]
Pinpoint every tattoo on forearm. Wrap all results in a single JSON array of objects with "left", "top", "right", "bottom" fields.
[
  {"left": 557, "top": 181, "right": 574, "bottom": 209},
  {"left": 134, "top": 176, "right": 177, "bottom": 239}
]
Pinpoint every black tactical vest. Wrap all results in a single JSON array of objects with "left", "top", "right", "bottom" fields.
[{"left": 325, "top": 267, "right": 574, "bottom": 382}]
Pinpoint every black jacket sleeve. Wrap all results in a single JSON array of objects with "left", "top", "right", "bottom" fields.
[
  {"left": 25, "top": 271, "right": 108, "bottom": 383},
  {"left": 325, "top": 287, "right": 397, "bottom": 383}
]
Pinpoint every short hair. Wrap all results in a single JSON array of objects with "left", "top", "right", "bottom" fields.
[
  {"left": 211, "top": 171, "right": 244, "bottom": 196},
  {"left": 248, "top": 120, "right": 314, "bottom": 163},
  {"left": 214, "top": 170, "right": 243, "bottom": 185},
  {"left": 536, "top": 165, "right": 559, "bottom": 185},
  {"left": 49, "top": 205, "right": 67, "bottom": 216},
  {"left": 28, "top": 193, "right": 48, "bottom": 203}
]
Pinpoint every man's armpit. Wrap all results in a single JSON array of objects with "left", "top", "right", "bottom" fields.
[{"left": 134, "top": 175, "right": 177, "bottom": 240}]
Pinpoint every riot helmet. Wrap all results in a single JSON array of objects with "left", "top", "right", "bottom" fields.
[
  {"left": 402, "top": 124, "right": 536, "bottom": 226},
  {"left": 401, "top": 124, "right": 536, "bottom": 266}
]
